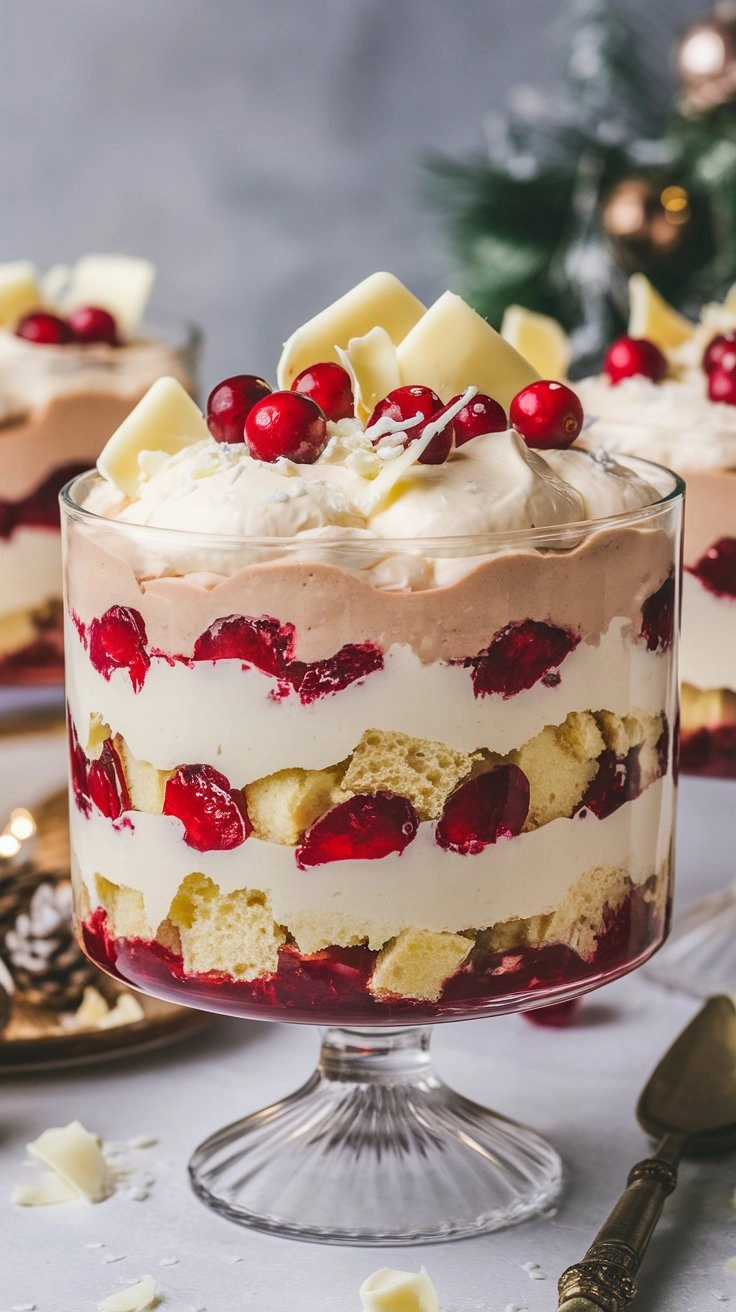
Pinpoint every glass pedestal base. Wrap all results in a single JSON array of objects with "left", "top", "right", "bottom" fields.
[
  {"left": 188, "top": 1026, "right": 562, "bottom": 1245},
  {"left": 645, "top": 883, "right": 736, "bottom": 997}
]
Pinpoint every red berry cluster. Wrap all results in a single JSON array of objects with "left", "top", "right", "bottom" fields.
[
  {"left": 206, "top": 362, "right": 355, "bottom": 463},
  {"left": 206, "top": 356, "right": 584, "bottom": 464},
  {"left": 15, "top": 306, "right": 119, "bottom": 347},
  {"left": 702, "top": 331, "right": 736, "bottom": 406}
]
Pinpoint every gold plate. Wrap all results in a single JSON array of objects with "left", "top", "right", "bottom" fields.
[{"left": 0, "top": 991, "right": 208, "bottom": 1074}]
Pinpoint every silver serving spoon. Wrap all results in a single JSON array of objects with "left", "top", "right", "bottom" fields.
[{"left": 556, "top": 994, "right": 736, "bottom": 1311}]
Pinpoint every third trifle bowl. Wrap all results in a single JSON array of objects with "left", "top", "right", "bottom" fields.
[{"left": 61, "top": 274, "right": 682, "bottom": 1243}]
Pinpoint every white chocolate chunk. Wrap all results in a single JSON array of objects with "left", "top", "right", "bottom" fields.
[
  {"left": 277, "top": 272, "right": 425, "bottom": 389},
  {"left": 337, "top": 326, "right": 401, "bottom": 421},
  {"left": 98, "top": 1276, "right": 158, "bottom": 1312},
  {"left": 26, "top": 1120, "right": 110, "bottom": 1202},
  {"left": 0, "top": 260, "right": 41, "bottom": 327},
  {"left": 501, "top": 304, "right": 570, "bottom": 380},
  {"left": 360, "top": 1268, "right": 440, "bottom": 1312},
  {"left": 627, "top": 273, "right": 692, "bottom": 350},
  {"left": 97, "top": 377, "right": 209, "bottom": 497},
  {"left": 66, "top": 254, "right": 156, "bottom": 339},
  {"left": 98, "top": 992, "right": 145, "bottom": 1029},
  {"left": 397, "top": 291, "right": 539, "bottom": 409},
  {"left": 12, "top": 1170, "right": 78, "bottom": 1207},
  {"left": 74, "top": 985, "right": 111, "bottom": 1028}
]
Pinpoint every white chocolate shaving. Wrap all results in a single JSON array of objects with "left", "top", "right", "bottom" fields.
[
  {"left": 360, "top": 1267, "right": 440, "bottom": 1312},
  {"left": 97, "top": 1276, "right": 158, "bottom": 1312}
]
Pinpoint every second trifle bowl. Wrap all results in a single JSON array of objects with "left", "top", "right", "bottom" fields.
[{"left": 60, "top": 274, "right": 682, "bottom": 1243}]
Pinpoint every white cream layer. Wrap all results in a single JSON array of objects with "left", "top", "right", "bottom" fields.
[
  {"left": 681, "top": 572, "right": 736, "bottom": 692},
  {"left": 0, "top": 527, "right": 61, "bottom": 616},
  {"left": 65, "top": 617, "right": 670, "bottom": 781},
  {"left": 576, "top": 375, "right": 736, "bottom": 471},
  {"left": 72, "top": 776, "right": 673, "bottom": 950}
]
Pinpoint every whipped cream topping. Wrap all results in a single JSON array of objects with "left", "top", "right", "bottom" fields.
[
  {"left": 87, "top": 420, "right": 661, "bottom": 547},
  {"left": 577, "top": 374, "right": 736, "bottom": 472}
]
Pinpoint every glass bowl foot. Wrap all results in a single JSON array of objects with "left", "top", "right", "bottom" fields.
[
  {"left": 646, "top": 884, "right": 736, "bottom": 997},
  {"left": 188, "top": 1025, "right": 562, "bottom": 1245}
]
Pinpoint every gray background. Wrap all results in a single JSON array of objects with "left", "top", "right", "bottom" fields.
[{"left": 1, "top": 0, "right": 697, "bottom": 389}]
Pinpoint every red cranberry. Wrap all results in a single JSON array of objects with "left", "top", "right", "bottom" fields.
[
  {"left": 285, "top": 642, "right": 383, "bottom": 703},
  {"left": 603, "top": 336, "right": 667, "bottom": 385},
  {"left": 523, "top": 999, "right": 581, "bottom": 1028},
  {"left": 193, "top": 614, "right": 294, "bottom": 676},
  {"left": 296, "top": 792, "right": 418, "bottom": 869},
  {"left": 367, "top": 385, "right": 454, "bottom": 465},
  {"left": 435, "top": 765, "right": 530, "bottom": 854},
  {"left": 207, "top": 375, "right": 272, "bottom": 445},
  {"left": 451, "top": 393, "right": 507, "bottom": 446},
  {"left": 291, "top": 362, "right": 354, "bottom": 422},
  {"left": 578, "top": 746, "right": 642, "bottom": 820},
  {"left": 245, "top": 391, "right": 327, "bottom": 463},
  {"left": 708, "top": 366, "right": 736, "bottom": 406},
  {"left": 640, "top": 573, "right": 675, "bottom": 652},
  {"left": 68, "top": 305, "right": 119, "bottom": 346},
  {"left": 703, "top": 332, "right": 736, "bottom": 375},
  {"left": 68, "top": 719, "right": 90, "bottom": 815},
  {"left": 163, "top": 763, "right": 252, "bottom": 852},
  {"left": 509, "top": 380, "right": 583, "bottom": 450},
  {"left": 15, "top": 311, "right": 73, "bottom": 346},
  {"left": 689, "top": 538, "right": 736, "bottom": 599},
  {"left": 465, "top": 620, "right": 579, "bottom": 699},
  {"left": 87, "top": 740, "right": 130, "bottom": 820},
  {"left": 88, "top": 605, "right": 150, "bottom": 691}
]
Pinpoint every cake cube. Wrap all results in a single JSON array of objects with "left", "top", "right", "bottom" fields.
[
  {"left": 245, "top": 764, "right": 345, "bottom": 845},
  {"left": 168, "top": 873, "right": 285, "bottom": 979},
  {"left": 370, "top": 928, "right": 472, "bottom": 1001},
  {"left": 339, "top": 728, "right": 476, "bottom": 820}
]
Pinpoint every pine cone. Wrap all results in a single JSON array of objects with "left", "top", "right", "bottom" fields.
[
  {"left": 0, "top": 862, "right": 42, "bottom": 938},
  {"left": 4, "top": 879, "right": 95, "bottom": 1011}
]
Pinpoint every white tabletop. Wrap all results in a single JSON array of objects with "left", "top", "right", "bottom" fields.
[{"left": 1, "top": 714, "right": 734, "bottom": 1312}]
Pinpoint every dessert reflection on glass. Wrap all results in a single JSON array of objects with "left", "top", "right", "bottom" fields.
[
  {"left": 0, "top": 256, "right": 199, "bottom": 686},
  {"left": 62, "top": 274, "right": 682, "bottom": 1242},
  {"left": 572, "top": 274, "right": 736, "bottom": 778}
]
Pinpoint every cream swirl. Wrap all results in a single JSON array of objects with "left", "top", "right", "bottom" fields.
[
  {"left": 88, "top": 422, "right": 659, "bottom": 544},
  {"left": 576, "top": 374, "right": 736, "bottom": 472}
]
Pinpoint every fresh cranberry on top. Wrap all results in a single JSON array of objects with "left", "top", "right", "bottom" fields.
[
  {"left": 450, "top": 393, "right": 507, "bottom": 446},
  {"left": 68, "top": 305, "right": 119, "bottom": 346},
  {"left": 207, "top": 375, "right": 273, "bottom": 445},
  {"left": 367, "top": 385, "right": 453, "bottom": 465},
  {"left": 15, "top": 311, "right": 73, "bottom": 346},
  {"left": 291, "top": 361, "right": 354, "bottom": 422},
  {"left": 603, "top": 336, "right": 667, "bottom": 385},
  {"left": 509, "top": 380, "right": 583, "bottom": 450},
  {"left": 708, "top": 366, "right": 736, "bottom": 407},
  {"left": 703, "top": 332, "right": 736, "bottom": 377},
  {"left": 245, "top": 390, "right": 327, "bottom": 463}
]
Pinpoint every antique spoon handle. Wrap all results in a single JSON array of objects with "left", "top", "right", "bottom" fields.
[{"left": 555, "top": 1134, "right": 683, "bottom": 1312}]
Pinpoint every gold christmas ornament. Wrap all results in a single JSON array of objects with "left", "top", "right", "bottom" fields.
[
  {"left": 676, "top": 11, "right": 736, "bottom": 111},
  {"left": 602, "top": 177, "right": 693, "bottom": 272}
]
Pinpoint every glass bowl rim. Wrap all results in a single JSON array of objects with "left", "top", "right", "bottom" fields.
[{"left": 60, "top": 454, "right": 685, "bottom": 556}]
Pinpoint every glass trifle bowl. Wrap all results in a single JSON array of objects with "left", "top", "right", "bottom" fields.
[
  {"left": 61, "top": 274, "right": 682, "bottom": 1243},
  {"left": 0, "top": 256, "right": 200, "bottom": 689}
]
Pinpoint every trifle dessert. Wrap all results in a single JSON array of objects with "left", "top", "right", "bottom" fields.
[
  {"left": 62, "top": 274, "right": 681, "bottom": 1026},
  {"left": 573, "top": 274, "right": 736, "bottom": 776},
  {"left": 0, "top": 255, "right": 199, "bottom": 685}
]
